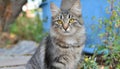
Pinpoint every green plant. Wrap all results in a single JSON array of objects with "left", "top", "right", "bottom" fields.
[
  {"left": 97, "top": 0, "right": 120, "bottom": 68},
  {"left": 10, "top": 12, "right": 47, "bottom": 42},
  {"left": 81, "top": 55, "right": 98, "bottom": 69}
]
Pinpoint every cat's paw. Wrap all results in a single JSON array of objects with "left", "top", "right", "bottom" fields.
[
  {"left": 54, "top": 55, "right": 69, "bottom": 66},
  {"left": 51, "top": 56, "right": 68, "bottom": 69},
  {"left": 52, "top": 62, "right": 65, "bottom": 69}
]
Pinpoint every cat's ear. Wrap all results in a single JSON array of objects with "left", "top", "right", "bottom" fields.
[
  {"left": 70, "top": 0, "right": 81, "bottom": 16},
  {"left": 50, "top": 3, "right": 60, "bottom": 17}
]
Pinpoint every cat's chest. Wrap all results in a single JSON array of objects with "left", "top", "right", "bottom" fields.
[
  {"left": 64, "top": 38, "right": 77, "bottom": 45},
  {"left": 54, "top": 37, "right": 80, "bottom": 49}
]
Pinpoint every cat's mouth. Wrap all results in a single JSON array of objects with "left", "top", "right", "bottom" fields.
[
  {"left": 62, "top": 27, "right": 71, "bottom": 33},
  {"left": 64, "top": 31, "right": 69, "bottom": 33},
  {"left": 61, "top": 30, "right": 75, "bottom": 35},
  {"left": 56, "top": 27, "right": 76, "bottom": 35}
]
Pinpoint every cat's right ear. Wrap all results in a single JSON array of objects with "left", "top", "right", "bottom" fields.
[
  {"left": 50, "top": 3, "right": 60, "bottom": 17},
  {"left": 70, "top": 0, "right": 81, "bottom": 17}
]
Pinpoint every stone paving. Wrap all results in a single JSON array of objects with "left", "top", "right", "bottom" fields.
[{"left": 0, "top": 40, "right": 38, "bottom": 69}]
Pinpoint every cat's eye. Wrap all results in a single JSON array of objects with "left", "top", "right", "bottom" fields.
[
  {"left": 57, "top": 20, "right": 63, "bottom": 24},
  {"left": 69, "top": 18, "right": 75, "bottom": 23}
]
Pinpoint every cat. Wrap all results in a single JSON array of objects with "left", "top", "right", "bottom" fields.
[{"left": 26, "top": 0, "right": 86, "bottom": 69}]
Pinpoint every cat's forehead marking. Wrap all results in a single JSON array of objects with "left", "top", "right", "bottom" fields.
[
  {"left": 62, "top": 11, "right": 69, "bottom": 17},
  {"left": 55, "top": 10, "right": 74, "bottom": 20},
  {"left": 61, "top": 10, "right": 69, "bottom": 15},
  {"left": 59, "top": 10, "right": 73, "bottom": 19},
  {"left": 57, "top": 14, "right": 63, "bottom": 19}
]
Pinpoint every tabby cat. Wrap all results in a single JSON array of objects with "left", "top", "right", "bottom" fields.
[{"left": 26, "top": 0, "right": 86, "bottom": 69}]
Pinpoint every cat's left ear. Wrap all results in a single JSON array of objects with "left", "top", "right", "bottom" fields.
[
  {"left": 70, "top": 0, "right": 81, "bottom": 16},
  {"left": 50, "top": 3, "right": 61, "bottom": 17}
]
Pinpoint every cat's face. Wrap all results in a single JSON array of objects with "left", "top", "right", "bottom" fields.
[
  {"left": 50, "top": 0, "right": 83, "bottom": 36},
  {"left": 51, "top": 11, "right": 82, "bottom": 35}
]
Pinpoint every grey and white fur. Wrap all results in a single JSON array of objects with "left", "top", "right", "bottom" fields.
[{"left": 26, "top": 0, "right": 86, "bottom": 69}]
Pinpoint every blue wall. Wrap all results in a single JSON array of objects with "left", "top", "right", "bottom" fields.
[{"left": 40, "top": 0, "right": 110, "bottom": 54}]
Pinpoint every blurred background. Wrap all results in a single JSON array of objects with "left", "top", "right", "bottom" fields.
[
  {"left": 0, "top": 0, "right": 120, "bottom": 69},
  {"left": 0, "top": 0, "right": 44, "bottom": 54}
]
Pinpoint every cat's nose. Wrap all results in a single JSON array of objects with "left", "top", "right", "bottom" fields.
[{"left": 63, "top": 24, "right": 69, "bottom": 31}]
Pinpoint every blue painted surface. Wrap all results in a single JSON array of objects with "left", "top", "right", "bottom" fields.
[
  {"left": 40, "top": 0, "right": 62, "bottom": 32},
  {"left": 40, "top": 0, "right": 110, "bottom": 54}
]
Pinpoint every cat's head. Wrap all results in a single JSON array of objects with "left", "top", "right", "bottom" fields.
[{"left": 50, "top": 0, "right": 84, "bottom": 36}]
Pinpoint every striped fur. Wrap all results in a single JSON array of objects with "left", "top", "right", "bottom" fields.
[{"left": 26, "top": 0, "right": 86, "bottom": 69}]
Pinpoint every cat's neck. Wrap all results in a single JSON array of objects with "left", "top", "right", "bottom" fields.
[{"left": 50, "top": 31, "right": 84, "bottom": 45}]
